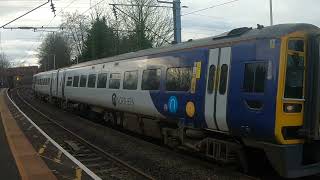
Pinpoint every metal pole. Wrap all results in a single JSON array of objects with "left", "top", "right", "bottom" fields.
[
  {"left": 269, "top": 0, "right": 273, "bottom": 26},
  {"left": 173, "top": 0, "right": 181, "bottom": 43},
  {"left": 53, "top": 54, "right": 56, "bottom": 69}
]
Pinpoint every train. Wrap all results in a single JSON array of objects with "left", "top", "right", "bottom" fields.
[{"left": 33, "top": 23, "right": 320, "bottom": 178}]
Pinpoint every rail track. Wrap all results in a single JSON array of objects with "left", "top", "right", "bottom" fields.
[{"left": 7, "top": 88, "right": 155, "bottom": 180}]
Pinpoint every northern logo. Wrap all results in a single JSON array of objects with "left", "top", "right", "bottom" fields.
[
  {"left": 112, "top": 93, "right": 134, "bottom": 106},
  {"left": 112, "top": 93, "right": 117, "bottom": 106}
]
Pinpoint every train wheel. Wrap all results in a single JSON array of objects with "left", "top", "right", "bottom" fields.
[{"left": 103, "top": 111, "right": 117, "bottom": 126}]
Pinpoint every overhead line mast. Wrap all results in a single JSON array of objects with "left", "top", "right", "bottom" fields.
[
  {"left": 111, "top": 0, "right": 184, "bottom": 44},
  {"left": 157, "top": 0, "right": 182, "bottom": 43}
]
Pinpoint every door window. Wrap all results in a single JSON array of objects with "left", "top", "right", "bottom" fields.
[
  {"left": 219, "top": 64, "right": 228, "bottom": 95},
  {"left": 284, "top": 55, "right": 304, "bottom": 99},
  {"left": 66, "top": 77, "right": 72, "bottom": 86},
  {"left": 207, "top": 65, "right": 216, "bottom": 94}
]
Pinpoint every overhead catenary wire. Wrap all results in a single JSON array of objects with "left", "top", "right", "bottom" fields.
[
  {"left": 80, "top": 0, "right": 107, "bottom": 15},
  {"left": 20, "top": 0, "right": 81, "bottom": 65},
  {"left": 0, "top": 0, "right": 50, "bottom": 28},
  {"left": 22, "top": 0, "right": 108, "bottom": 65},
  {"left": 46, "top": 0, "right": 80, "bottom": 27},
  {"left": 181, "top": 0, "right": 241, "bottom": 16}
]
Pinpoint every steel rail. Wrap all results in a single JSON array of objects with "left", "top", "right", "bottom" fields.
[{"left": 11, "top": 88, "right": 155, "bottom": 180}]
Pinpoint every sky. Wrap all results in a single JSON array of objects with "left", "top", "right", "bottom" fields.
[{"left": 0, "top": 0, "right": 320, "bottom": 66}]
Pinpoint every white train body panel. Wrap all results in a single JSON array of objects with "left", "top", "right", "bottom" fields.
[
  {"left": 61, "top": 58, "right": 164, "bottom": 118},
  {"left": 34, "top": 71, "right": 53, "bottom": 96}
]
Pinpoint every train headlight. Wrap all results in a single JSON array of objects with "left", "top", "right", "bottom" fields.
[
  {"left": 186, "top": 101, "right": 195, "bottom": 118},
  {"left": 283, "top": 103, "right": 302, "bottom": 113}
]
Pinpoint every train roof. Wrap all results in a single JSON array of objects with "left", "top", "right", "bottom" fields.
[{"left": 62, "top": 23, "right": 320, "bottom": 69}]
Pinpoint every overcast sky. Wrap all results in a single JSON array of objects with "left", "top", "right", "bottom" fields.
[{"left": 0, "top": 0, "right": 319, "bottom": 66}]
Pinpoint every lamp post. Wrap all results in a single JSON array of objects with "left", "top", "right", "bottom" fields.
[
  {"left": 47, "top": 54, "right": 56, "bottom": 70},
  {"left": 53, "top": 54, "right": 56, "bottom": 69},
  {"left": 269, "top": 0, "right": 273, "bottom": 26}
]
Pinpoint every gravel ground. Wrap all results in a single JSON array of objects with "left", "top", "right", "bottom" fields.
[{"left": 15, "top": 87, "right": 259, "bottom": 180}]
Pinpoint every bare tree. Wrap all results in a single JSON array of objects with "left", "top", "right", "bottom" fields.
[
  {"left": 0, "top": 52, "right": 11, "bottom": 69},
  {"left": 38, "top": 33, "right": 71, "bottom": 71},
  {"left": 113, "top": 0, "right": 174, "bottom": 47},
  {"left": 60, "top": 12, "right": 90, "bottom": 57}
]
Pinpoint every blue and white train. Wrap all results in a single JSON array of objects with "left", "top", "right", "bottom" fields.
[{"left": 33, "top": 24, "right": 320, "bottom": 178}]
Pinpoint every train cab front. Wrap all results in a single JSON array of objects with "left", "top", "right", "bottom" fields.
[{"left": 259, "top": 31, "right": 320, "bottom": 178}]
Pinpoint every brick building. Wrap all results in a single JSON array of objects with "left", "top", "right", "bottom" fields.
[{"left": 0, "top": 66, "right": 39, "bottom": 88}]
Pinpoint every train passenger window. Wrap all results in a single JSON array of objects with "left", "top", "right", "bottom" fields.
[
  {"left": 73, "top": 76, "right": 79, "bottom": 87},
  {"left": 109, "top": 73, "right": 121, "bottom": 89},
  {"left": 284, "top": 55, "right": 304, "bottom": 99},
  {"left": 142, "top": 69, "right": 161, "bottom": 90},
  {"left": 123, "top": 71, "right": 138, "bottom": 90},
  {"left": 80, "top": 75, "right": 87, "bottom": 87},
  {"left": 288, "top": 40, "right": 304, "bottom": 52},
  {"left": 243, "top": 63, "right": 267, "bottom": 93},
  {"left": 88, "top": 74, "right": 97, "bottom": 88},
  {"left": 97, "top": 73, "right": 108, "bottom": 88},
  {"left": 219, "top": 64, "right": 228, "bottom": 95},
  {"left": 207, "top": 65, "right": 216, "bottom": 94},
  {"left": 66, "top": 77, "right": 73, "bottom": 86},
  {"left": 166, "top": 67, "right": 192, "bottom": 91}
]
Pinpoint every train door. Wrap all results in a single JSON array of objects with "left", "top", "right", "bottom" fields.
[
  {"left": 50, "top": 72, "right": 54, "bottom": 97},
  {"left": 204, "top": 47, "right": 231, "bottom": 131},
  {"left": 32, "top": 76, "right": 36, "bottom": 90},
  {"left": 57, "top": 70, "right": 65, "bottom": 98},
  {"left": 51, "top": 71, "right": 57, "bottom": 96},
  {"left": 56, "top": 70, "right": 60, "bottom": 97},
  {"left": 62, "top": 71, "right": 66, "bottom": 98}
]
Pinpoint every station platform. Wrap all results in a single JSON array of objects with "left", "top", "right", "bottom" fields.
[{"left": 0, "top": 89, "right": 57, "bottom": 180}]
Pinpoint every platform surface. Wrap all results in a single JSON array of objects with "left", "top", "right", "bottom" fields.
[
  {"left": 0, "top": 89, "right": 57, "bottom": 180},
  {"left": 0, "top": 113, "right": 20, "bottom": 180}
]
